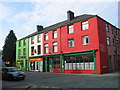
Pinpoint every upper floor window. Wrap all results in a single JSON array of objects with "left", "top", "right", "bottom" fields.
[
  {"left": 31, "top": 36, "right": 34, "bottom": 44},
  {"left": 82, "top": 35, "right": 89, "bottom": 45},
  {"left": 23, "top": 39, "right": 26, "bottom": 46},
  {"left": 106, "top": 24, "right": 109, "bottom": 32},
  {"left": 23, "top": 48, "right": 26, "bottom": 56},
  {"left": 44, "top": 33, "right": 48, "bottom": 41},
  {"left": 37, "top": 34, "right": 41, "bottom": 42},
  {"left": 107, "top": 36, "right": 110, "bottom": 46},
  {"left": 53, "top": 42, "right": 58, "bottom": 52},
  {"left": 68, "top": 25, "right": 74, "bottom": 34},
  {"left": 82, "top": 21, "right": 88, "bottom": 30},
  {"left": 31, "top": 46, "right": 34, "bottom": 55},
  {"left": 19, "top": 41, "right": 21, "bottom": 47},
  {"left": 53, "top": 30, "right": 57, "bottom": 39},
  {"left": 37, "top": 45, "right": 41, "bottom": 54},
  {"left": 44, "top": 44, "right": 49, "bottom": 53},
  {"left": 18, "top": 49, "right": 21, "bottom": 57},
  {"left": 68, "top": 39, "right": 74, "bottom": 47}
]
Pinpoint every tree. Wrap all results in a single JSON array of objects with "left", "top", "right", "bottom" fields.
[{"left": 2, "top": 30, "right": 17, "bottom": 66}]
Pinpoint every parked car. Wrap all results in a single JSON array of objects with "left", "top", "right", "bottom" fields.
[{"left": 2, "top": 67, "right": 25, "bottom": 81}]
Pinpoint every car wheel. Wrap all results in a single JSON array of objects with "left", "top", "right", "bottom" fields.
[{"left": 8, "top": 75, "right": 13, "bottom": 81}]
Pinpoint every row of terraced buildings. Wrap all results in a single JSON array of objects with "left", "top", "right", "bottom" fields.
[{"left": 16, "top": 10, "right": 120, "bottom": 74}]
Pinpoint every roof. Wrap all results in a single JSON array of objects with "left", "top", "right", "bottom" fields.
[
  {"left": 18, "top": 14, "right": 96, "bottom": 41},
  {"left": 18, "top": 13, "right": 120, "bottom": 41}
]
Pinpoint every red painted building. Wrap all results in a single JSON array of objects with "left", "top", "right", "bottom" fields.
[{"left": 42, "top": 11, "right": 120, "bottom": 74}]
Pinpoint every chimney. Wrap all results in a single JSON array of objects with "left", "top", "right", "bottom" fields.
[
  {"left": 67, "top": 10, "right": 74, "bottom": 21},
  {"left": 37, "top": 25, "right": 43, "bottom": 32}
]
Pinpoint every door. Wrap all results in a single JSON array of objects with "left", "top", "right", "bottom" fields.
[{"left": 35, "top": 61, "right": 39, "bottom": 71}]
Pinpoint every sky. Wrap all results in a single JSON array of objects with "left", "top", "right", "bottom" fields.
[{"left": 0, "top": 0, "right": 119, "bottom": 50}]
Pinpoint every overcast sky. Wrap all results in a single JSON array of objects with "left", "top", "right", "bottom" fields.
[{"left": 0, "top": 0, "right": 119, "bottom": 50}]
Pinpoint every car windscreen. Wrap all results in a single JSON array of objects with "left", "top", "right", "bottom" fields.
[{"left": 8, "top": 68, "right": 17, "bottom": 72}]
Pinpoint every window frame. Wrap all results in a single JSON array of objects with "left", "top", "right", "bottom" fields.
[
  {"left": 31, "top": 36, "right": 34, "bottom": 44},
  {"left": 68, "top": 38, "right": 74, "bottom": 47},
  {"left": 68, "top": 25, "right": 74, "bottom": 34},
  {"left": 53, "top": 30, "right": 57, "bottom": 39},
  {"left": 82, "top": 35, "right": 89, "bottom": 45},
  {"left": 82, "top": 21, "right": 89, "bottom": 30},
  {"left": 44, "top": 43, "right": 49, "bottom": 53},
  {"left": 44, "top": 33, "right": 48, "bottom": 41},
  {"left": 106, "top": 36, "right": 110, "bottom": 46},
  {"left": 53, "top": 42, "right": 58, "bottom": 52}
]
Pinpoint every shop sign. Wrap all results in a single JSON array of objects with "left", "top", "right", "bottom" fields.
[{"left": 28, "top": 58, "right": 43, "bottom": 61}]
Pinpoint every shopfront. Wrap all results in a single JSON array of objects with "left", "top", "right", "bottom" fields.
[
  {"left": 28, "top": 58, "right": 43, "bottom": 72},
  {"left": 44, "top": 50, "right": 97, "bottom": 74}
]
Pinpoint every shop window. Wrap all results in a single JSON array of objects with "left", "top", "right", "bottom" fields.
[
  {"left": 106, "top": 24, "right": 109, "bottom": 32},
  {"left": 53, "top": 30, "right": 57, "bottom": 39},
  {"left": 68, "top": 25, "right": 74, "bottom": 34},
  {"left": 16, "top": 61, "right": 24, "bottom": 71},
  {"left": 53, "top": 42, "right": 58, "bottom": 52},
  {"left": 44, "top": 44, "right": 48, "bottom": 53},
  {"left": 37, "top": 34, "right": 41, "bottom": 42},
  {"left": 82, "top": 21, "right": 88, "bottom": 30},
  {"left": 44, "top": 33, "right": 48, "bottom": 41},
  {"left": 38, "top": 45, "right": 41, "bottom": 54},
  {"left": 82, "top": 35, "right": 89, "bottom": 45},
  {"left": 68, "top": 39, "right": 74, "bottom": 47},
  {"left": 64, "top": 53, "right": 94, "bottom": 70},
  {"left": 51, "top": 57, "right": 61, "bottom": 69},
  {"left": 31, "top": 46, "right": 34, "bottom": 55},
  {"left": 31, "top": 36, "right": 34, "bottom": 44}
]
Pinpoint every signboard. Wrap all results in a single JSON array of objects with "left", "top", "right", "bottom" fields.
[{"left": 28, "top": 58, "right": 43, "bottom": 61}]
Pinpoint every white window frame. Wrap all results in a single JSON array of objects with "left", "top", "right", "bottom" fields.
[
  {"left": 44, "top": 33, "right": 48, "bottom": 41},
  {"left": 53, "top": 42, "right": 58, "bottom": 52},
  {"left": 31, "top": 36, "right": 34, "bottom": 44},
  {"left": 82, "top": 35, "right": 89, "bottom": 45},
  {"left": 107, "top": 36, "right": 110, "bottom": 45},
  {"left": 44, "top": 44, "right": 49, "bottom": 53},
  {"left": 53, "top": 30, "right": 57, "bottom": 39},
  {"left": 37, "top": 34, "right": 41, "bottom": 42},
  {"left": 68, "top": 39, "right": 74, "bottom": 47},
  {"left": 68, "top": 25, "right": 74, "bottom": 34},
  {"left": 82, "top": 21, "right": 88, "bottom": 30},
  {"left": 106, "top": 24, "right": 109, "bottom": 32}
]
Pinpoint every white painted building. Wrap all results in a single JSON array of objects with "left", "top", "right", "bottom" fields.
[{"left": 28, "top": 25, "right": 44, "bottom": 72}]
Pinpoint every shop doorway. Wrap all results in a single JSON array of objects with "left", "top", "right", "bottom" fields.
[{"left": 29, "top": 61, "right": 40, "bottom": 71}]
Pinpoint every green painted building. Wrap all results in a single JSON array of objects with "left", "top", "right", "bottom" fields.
[{"left": 16, "top": 38, "right": 29, "bottom": 71}]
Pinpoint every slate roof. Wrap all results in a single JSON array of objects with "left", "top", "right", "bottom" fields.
[{"left": 18, "top": 14, "right": 97, "bottom": 41}]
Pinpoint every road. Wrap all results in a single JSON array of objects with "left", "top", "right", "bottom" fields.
[{"left": 1, "top": 71, "right": 119, "bottom": 89}]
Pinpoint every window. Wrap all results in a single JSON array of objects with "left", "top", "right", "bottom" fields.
[
  {"left": 50, "top": 57, "right": 61, "bottom": 69},
  {"left": 23, "top": 48, "right": 26, "bottom": 56},
  {"left": 37, "top": 45, "right": 41, "bottom": 54},
  {"left": 31, "top": 46, "right": 34, "bottom": 55},
  {"left": 106, "top": 24, "right": 109, "bottom": 32},
  {"left": 82, "top": 21, "right": 88, "bottom": 30},
  {"left": 19, "top": 41, "right": 21, "bottom": 47},
  {"left": 44, "top": 33, "right": 48, "bottom": 41},
  {"left": 53, "top": 42, "right": 58, "bottom": 52},
  {"left": 82, "top": 35, "right": 89, "bottom": 45},
  {"left": 37, "top": 34, "right": 41, "bottom": 42},
  {"left": 44, "top": 44, "right": 48, "bottom": 53},
  {"left": 64, "top": 54, "right": 94, "bottom": 70},
  {"left": 23, "top": 39, "right": 26, "bottom": 46},
  {"left": 31, "top": 36, "right": 34, "bottom": 44},
  {"left": 68, "top": 25, "right": 74, "bottom": 34},
  {"left": 113, "top": 38, "right": 115, "bottom": 46},
  {"left": 107, "top": 37, "right": 110, "bottom": 45},
  {"left": 68, "top": 39, "right": 74, "bottom": 47},
  {"left": 53, "top": 30, "right": 57, "bottom": 39},
  {"left": 18, "top": 49, "right": 21, "bottom": 57}
]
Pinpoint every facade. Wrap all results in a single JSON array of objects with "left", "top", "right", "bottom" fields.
[
  {"left": 28, "top": 32, "right": 44, "bottom": 72},
  {"left": 16, "top": 10, "right": 120, "bottom": 74},
  {"left": 16, "top": 38, "right": 29, "bottom": 71}
]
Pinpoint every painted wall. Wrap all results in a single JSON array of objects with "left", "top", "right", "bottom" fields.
[
  {"left": 16, "top": 38, "right": 29, "bottom": 71},
  {"left": 29, "top": 33, "right": 43, "bottom": 57}
]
